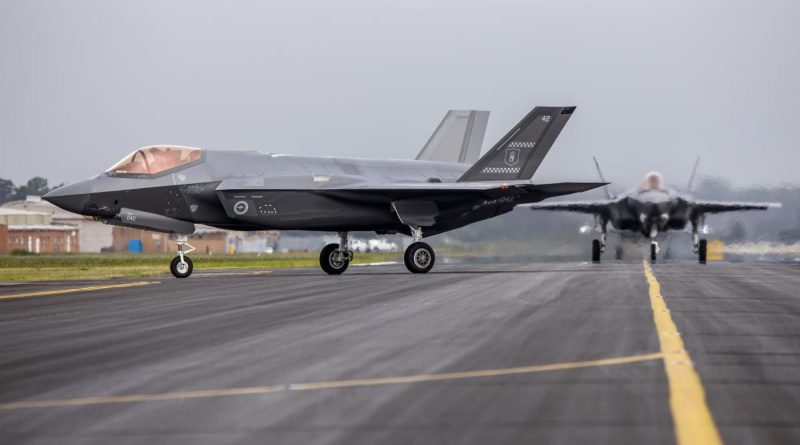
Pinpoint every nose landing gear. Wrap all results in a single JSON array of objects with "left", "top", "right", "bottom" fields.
[
  {"left": 649, "top": 228, "right": 659, "bottom": 263},
  {"left": 170, "top": 235, "right": 195, "bottom": 278},
  {"left": 650, "top": 242, "right": 659, "bottom": 262}
]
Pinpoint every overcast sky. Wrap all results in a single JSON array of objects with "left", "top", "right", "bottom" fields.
[{"left": 1, "top": 0, "right": 798, "bottom": 190}]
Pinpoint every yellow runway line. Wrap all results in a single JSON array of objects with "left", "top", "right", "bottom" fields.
[
  {"left": 288, "top": 352, "right": 664, "bottom": 391},
  {"left": 0, "top": 352, "right": 663, "bottom": 410},
  {"left": 0, "top": 386, "right": 286, "bottom": 410},
  {"left": 0, "top": 281, "right": 159, "bottom": 301},
  {"left": 642, "top": 261, "right": 722, "bottom": 445}
]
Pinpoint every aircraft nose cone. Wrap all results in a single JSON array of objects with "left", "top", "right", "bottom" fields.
[{"left": 43, "top": 181, "right": 92, "bottom": 215}]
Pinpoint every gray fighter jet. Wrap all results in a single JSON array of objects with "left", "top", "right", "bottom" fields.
[
  {"left": 44, "top": 106, "right": 604, "bottom": 277},
  {"left": 528, "top": 158, "right": 779, "bottom": 263}
]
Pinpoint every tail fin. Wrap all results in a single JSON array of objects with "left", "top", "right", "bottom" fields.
[
  {"left": 457, "top": 106, "right": 575, "bottom": 182},
  {"left": 416, "top": 110, "right": 489, "bottom": 164},
  {"left": 592, "top": 156, "right": 615, "bottom": 199},
  {"left": 687, "top": 156, "right": 701, "bottom": 193}
]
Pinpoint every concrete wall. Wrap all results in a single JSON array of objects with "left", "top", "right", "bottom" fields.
[
  {"left": 3, "top": 199, "right": 112, "bottom": 252},
  {"left": 55, "top": 219, "right": 113, "bottom": 253},
  {"left": 8, "top": 228, "right": 79, "bottom": 253},
  {"left": 112, "top": 227, "right": 170, "bottom": 253},
  {"left": 172, "top": 232, "right": 228, "bottom": 255},
  {"left": 0, "top": 211, "right": 50, "bottom": 226},
  {"left": 112, "top": 227, "right": 228, "bottom": 254}
]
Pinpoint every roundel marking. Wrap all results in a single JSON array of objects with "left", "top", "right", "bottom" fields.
[{"left": 233, "top": 201, "right": 249, "bottom": 215}]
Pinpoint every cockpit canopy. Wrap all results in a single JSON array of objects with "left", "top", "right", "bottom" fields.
[
  {"left": 640, "top": 171, "right": 665, "bottom": 191},
  {"left": 107, "top": 145, "right": 203, "bottom": 176}
]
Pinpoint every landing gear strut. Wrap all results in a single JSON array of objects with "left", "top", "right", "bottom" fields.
[
  {"left": 404, "top": 225, "right": 435, "bottom": 273},
  {"left": 649, "top": 228, "right": 659, "bottom": 263},
  {"left": 320, "top": 231, "right": 352, "bottom": 275},
  {"left": 590, "top": 219, "right": 607, "bottom": 263},
  {"left": 698, "top": 239, "right": 708, "bottom": 264},
  {"left": 692, "top": 218, "right": 707, "bottom": 265},
  {"left": 170, "top": 235, "right": 195, "bottom": 278}
]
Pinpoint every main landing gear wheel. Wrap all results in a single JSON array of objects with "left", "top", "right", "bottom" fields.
[
  {"left": 404, "top": 242, "right": 435, "bottom": 273},
  {"left": 650, "top": 243, "right": 657, "bottom": 263},
  {"left": 320, "top": 243, "right": 350, "bottom": 275},
  {"left": 591, "top": 239, "right": 601, "bottom": 263},
  {"left": 170, "top": 256, "right": 193, "bottom": 278},
  {"left": 698, "top": 239, "right": 708, "bottom": 264},
  {"left": 615, "top": 245, "right": 624, "bottom": 261}
]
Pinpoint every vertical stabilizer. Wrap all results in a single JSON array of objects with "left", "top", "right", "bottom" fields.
[
  {"left": 687, "top": 156, "right": 701, "bottom": 193},
  {"left": 593, "top": 156, "right": 615, "bottom": 199},
  {"left": 457, "top": 106, "right": 575, "bottom": 182},
  {"left": 416, "top": 110, "right": 490, "bottom": 164}
]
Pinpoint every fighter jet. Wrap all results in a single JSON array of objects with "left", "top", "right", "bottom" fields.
[
  {"left": 44, "top": 106, "right": 604, "bottom": 277},
  {"left": 528, "top": 158, "right": 779, "bottom": 263}
]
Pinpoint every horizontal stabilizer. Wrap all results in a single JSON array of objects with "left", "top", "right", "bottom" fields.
[
  {"left": 522, "top": 182, "right": 609, "bottom": 198},
  {"left": 527, "top": 199, "right": 615, "bottom": 215}
]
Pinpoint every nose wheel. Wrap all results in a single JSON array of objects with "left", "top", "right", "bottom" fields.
[
  {"left": 170, "top": 255, "right": 193, "bottom": 278},
  {"left": 649, "top": 228, "right": 659, "bottom": 263},
  {"left": 170, "top": 235, "right": 195, "bottom": 278}
]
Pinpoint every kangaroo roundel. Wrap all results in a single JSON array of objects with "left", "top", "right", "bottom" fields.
[{"left": 504, "top": 148, "right": 521, "bottom": 166}]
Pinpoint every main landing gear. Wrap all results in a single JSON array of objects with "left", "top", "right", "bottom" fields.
[
  {"left": 693, "top": 232, "right": 708, "bottom": 264},
  {"left": 318, "top": 226, "right": 436, "bottom": 276},
  {"left": 691, "top": 224, "right": 708, "bottom": 264},
  {"left": 403, "top": 225, "right": 435, "bottom": 273},
  {"left": 170, "top": 235, "right": 195, "bottom": 278},
  {"left": 320, "top": 232, "right": 353, "bottom": 275},
  {"left": 405, "top": 242, "right": 435, "bottom": 273},
  {"left": 698, "top": 239, "right": 708, "bottom": 264},
  {"left": 319, "top": 226, "right": 436, "bottom": 275},
  {"left": 591, "top": 224, "right": 607, "bottom": 263}
]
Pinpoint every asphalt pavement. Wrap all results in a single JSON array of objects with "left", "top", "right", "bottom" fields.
[{"left": 0, "top": 261, "right": 798, "bottom": 444}]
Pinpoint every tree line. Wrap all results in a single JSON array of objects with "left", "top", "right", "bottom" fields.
[{"left": 0, "top": 177, "right": 57, "bottom": 205}]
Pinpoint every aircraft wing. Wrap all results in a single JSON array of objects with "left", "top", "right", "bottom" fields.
[
  {"left": 320, "top": 181, "right": 605, "bottom": 195},
  {"left": 215, "top": 177, "right": 606, "bottom": 229},
  {"left": 689, "top": 200, "right": 781, "bottom": 215},
  {"left": 216, "top": 176, "right": 606, "bottom": 198},
  {"left": 526, "top": 200, "right": 615, "bottom": 215}
]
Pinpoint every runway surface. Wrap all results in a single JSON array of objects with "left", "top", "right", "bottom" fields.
[{"left": 0, "top": 261, "right": 799, "bottom": 444}]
